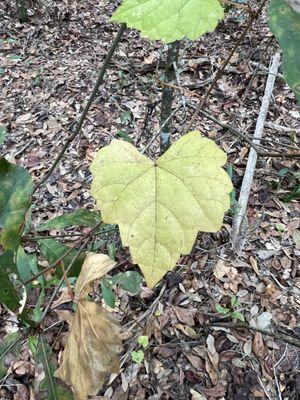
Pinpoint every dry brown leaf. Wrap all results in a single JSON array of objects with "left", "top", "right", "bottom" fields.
[
  {"left": 55, "top": 301, "right": 122, "bottom": 400},
  {"left": 75, "top": 253, "right": 116, "bottom": 299},
  {"left": 172, "top": 305, "right": 196, "bottom": 326},
  {"left": 55, "top": 253, "right": 122, "bottom": 400},
  {"left": 252, "top": 332, "right": 266, "bottom": 358}
]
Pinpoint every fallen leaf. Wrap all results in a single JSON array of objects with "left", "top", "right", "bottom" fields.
[
  {"left": 55, "top": 253, "right": 122, "bottom": 400},
  {"left": 172, "top": 305, "right": 196, "bottom": 326},
  {"left": 252, "top": 332, "right": 266, "bottom": 358}
]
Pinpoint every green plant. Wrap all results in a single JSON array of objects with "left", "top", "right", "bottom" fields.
[{"left": 216, "top": 295, "right": 245, "bottom": 322}]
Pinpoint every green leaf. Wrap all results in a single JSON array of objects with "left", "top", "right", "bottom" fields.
[
  {"left": 112, "top": 0, "right": 224, "bottom": 43},
  {"left": 110, "top": 271, "right": 142, "bottom": 294},
  {"left": 107, "top": 242, "right": 116, "bottom": 260},
  {"left": 0, "top": 259, "right": 21, "bottom": 312},
  {"left": 231, "top": 310, "right": 245, "bottom": 322},
  {"left": 34, "top": 336, "right": 72, "bottom": 400},
  {"left": 116, "top": 130, "right": 134, "bottom": 143},
  {"left": 0, "top": 331, "right": 22, "bottom": 379},
  {"left": 269, "top": 0, "right": 300, "bottom": 103},
  {"left": 283, "top": 184, "right": 300, "bottom": 202},
  {"left": 215, "top": 303, "right": 230, "bottom": 315},
  {"left": 230, "top": 295, "right": 238, "bottom": 309},
  {"left": 37, "top": 239, "right": 85, "bottom": 277},
  {"left": 131, "top": 350, "right": 144, "bottom": 364},
  {"left": 17, "top": 246, "right": 39, "bottom": 288},
  {"left": 0, "top": 158, "right": 33, "bottom": 250},
  {"left": 100, "top": 278, "right": 116, "bottom": 308},
  {"left": 137, "top": 335, "right": 149, "bottom": 348},
  {"left": 91, "top": 131, "right": 232, "bottom": 288},
  {"left": 37, "top": 209, "right": 101, "bottom": 231},
  {"left": 0, "top": 126, "right": 5, "bottom": 146}
]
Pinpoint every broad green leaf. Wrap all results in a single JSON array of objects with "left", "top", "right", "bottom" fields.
[
  {"left": 0, "top": 331, "right": 22, "bottom": 379},
  {"left": 0, "top": 158, "right": 33, "bottom": 250},
  {"left": 37, "top": 209, "right": 102, "bottom": 231},
  {"left": 100, "top": 278, "right": 116, "bottom": 308},
  {"left": 269, "top": 0, "right": 300, "bottom": 103},
  {"left": 91, "top": 131, "right": 232, "bottom": 287},
  {"left": 0, "top": 126, "right": 5, "bottom": 146},
  {"left": 37, "top": 239, "right": 85, "bottom": 277},
  {"left": 110, "top": 271, "right": 142, "bottom": 294},
  {"left": 112, "top": 0, "right": 224, "bottom": 43},
  {"left": 55, "top": 253, "right": 122, "bottom": 400},
  {"left": 34, "top": 336, "right": 72, "bottom": 400},
  {"left": 0, "top": 259, "right": 21, "bottom": 312},
  {"left": 17, "top": 246, "right": 38, "bottom": 288}
]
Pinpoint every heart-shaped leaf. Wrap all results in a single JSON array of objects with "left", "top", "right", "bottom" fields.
[
  {"left": 90, "top": 131, "right": 232, "bottom": 287},
  {"left": 111, "top": 0, "right": 224, "bottom": 43}
]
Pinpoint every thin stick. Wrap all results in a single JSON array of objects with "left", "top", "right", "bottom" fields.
[
  {"left": 185, "top": 0, "right": 268, "bottom": 133},
  {"left": 33, "top": 24, "right": 126, "bottom": 193},
  {"left": 231, "top": 52, "right": 281, "bottom": 250},
  {"left": 206, "top": 321, "right": 300, "bottom": 348}
]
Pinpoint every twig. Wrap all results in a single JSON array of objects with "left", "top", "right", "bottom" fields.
[
  {"left": 231, "top": 52, "right": 281, "bottom": 251},
  {"left": 185, "top": 0, "right": 268, "bottom": 133},
  {"left": 33, "top": 24, "right": 126, "bottom": 193},
  {"left": 40, "top": 223, "right": 101, "bottom": 321},
  {"left": 23, "top": 222, "right": 102, "bottom": 285},
  {"left": 206, "top": 322, "right": 300, "bottom": 348}
]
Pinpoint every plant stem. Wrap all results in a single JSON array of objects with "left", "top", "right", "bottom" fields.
[
  {"left": 16, "top": 0, "right": 29, "bottom": 22},
  {"left": 33, "top": 24, "right": 126, "bottom": 193},
  {"left": 160, "top": 41, "right": 180, "bottom": 154}
]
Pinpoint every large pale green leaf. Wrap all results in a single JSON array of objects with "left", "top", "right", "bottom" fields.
[
  {"left": 91, "top": 131, "right": 232, "bottom": 287},
  {"left": 269, "top": 0, "right": 300, "bottom": 103},
  {"left": 37, "top": 239, "right": 85, "bottom": 277},
  {"left": 111, "top": 0, "right": 224, "bottom": 43},
  {"left": 0, "top": 158, "right": 33, "bottom": 250},
  {"left": 37, "top": 209, "right": 102, "bottom": 231}
]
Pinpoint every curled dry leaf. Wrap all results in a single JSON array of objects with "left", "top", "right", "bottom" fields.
[{"left": 55, "top": 253, "right": 122, "bottom": 400}]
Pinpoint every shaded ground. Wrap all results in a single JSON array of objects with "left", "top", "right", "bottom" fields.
[{"left": 0, "top": 0, "right": 299, "bottom": 399}]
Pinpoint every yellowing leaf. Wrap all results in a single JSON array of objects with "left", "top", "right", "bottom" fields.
[
  {"left": 55, "top": 254, "right": 122, "bottom": 400},
  {"left": 91, "top": 131, "right": 232, "bottom": 287},
  {"left": 75, "top": 252, "right": 116, "bottom": 299}
]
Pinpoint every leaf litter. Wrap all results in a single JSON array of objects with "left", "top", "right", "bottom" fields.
[{"left": 0, "top": 0, "right": 299, "bottom": 399}]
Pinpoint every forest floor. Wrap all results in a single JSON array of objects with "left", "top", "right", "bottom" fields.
[{"left": 0, "top": 0, "right": 299, "bottom": 399}]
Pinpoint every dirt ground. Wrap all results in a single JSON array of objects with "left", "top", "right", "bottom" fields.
[{"left": 0, "top": 0, "right": 299, "bottom": 399}]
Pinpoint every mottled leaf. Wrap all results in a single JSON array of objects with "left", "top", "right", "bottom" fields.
[
  {"left": 91, "top": 131, "right": 232, "bottom": 287},
  {"left": 112, "top": 0, "right": 224, "bottom": 43},
  {"left": 269, "top": 0, "right": 300, "bottom": 102},
  {"left": 37, "top": 239, "right": 85, "bottom": 277},
  {"left": 100, "top": 279, "right": 116, "bottom": 308},
  {"left": 37, "top": 209, "right": 101, "bottom": 231},
  {"left": 0, "top": 158, "right": 33, "bottom": 250}
]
